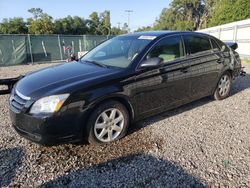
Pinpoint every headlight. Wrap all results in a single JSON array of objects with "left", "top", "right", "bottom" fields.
[{"left": 30, "top": 94, "right": 69, "bottom": 115}]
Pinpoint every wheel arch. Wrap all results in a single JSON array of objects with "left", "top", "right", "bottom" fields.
[
  {"left": 85, "top": 94, "right": 135, "bottom": 125},
  {"left": 212, "top": 69, "right": 233, "bottom": 97},
  {"left": 227, "top": 69, "right": 234, "bottom": 78},
  {"left": 214, "top": 69, "right": 233, "bottom": 87}
]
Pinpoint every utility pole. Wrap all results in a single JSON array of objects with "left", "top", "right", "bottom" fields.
[
  {"left": 125, "top": 10, "right": 133, "bottom": 33},
  {"left": 117, "top": 22, "right": 121, "bottom": 29}
]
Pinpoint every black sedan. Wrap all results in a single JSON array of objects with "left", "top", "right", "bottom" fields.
[{"left": 9, "top": 31, "right": 243, "bottom": 145}]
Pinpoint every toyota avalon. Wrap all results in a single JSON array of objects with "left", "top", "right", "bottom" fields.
[{"left": 8, "top": 31, "right": 243, "bottom": 145}]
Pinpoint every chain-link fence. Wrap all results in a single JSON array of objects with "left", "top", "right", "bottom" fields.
[{"left": 0, "top": 34, "right": 114, "bottom": 66}]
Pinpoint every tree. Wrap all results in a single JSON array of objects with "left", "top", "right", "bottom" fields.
[
  {"left": 71, "top": 16, "right": 88, "bottom": 34},
  {"left": 99, "top": 11, "right": 111, "bottom": 35},
  {"left": 153, "top": 0, "right": 206, "bottom": 31},
  {"left": 0, "top": 17, "right": 28, "bottom": 34},
  {"left": 208, "top": 0, "right": 235, "bottom": 26},
  {"left": 136, "top": 26, "right": 153, "bottom": 32},
  {"left": 111, "top": 27, "right": 127, "bottom": 35},
  {"left": 209, "top": 0, "right": 250, "bottom": 27},
  {"left": 54, "top": 16, "right": 89, "bottom": 35},
  {"left": 138, "top": 0, "right": 249, "bottom": 31},
  {"left": 27, "top": 8, "right": 54, "bottom": 34},
  {"left": 86, "top": 12, "right": 101, "bottom": 35},
  {"left": 233, "top": 0, "right": 250, "bottom": 20},
  {"left": 198, "top": 0, "right": 216, "bottom": 29},
  {"left": 86, "top": 11, "right": 112, "bottom": 35},
  {"left": 54, "top": 19, "right": 64, "bottom": 34},
  {"left": 28, "top": 13, "right": 54, "bottom": 34},
  {"left": 122, "top": 23, "right": 129, "bottom": 33},
  {"left": 1, "top": 2, "right": 250, "bottom": 35},
  {"left": 28, "top": 8, "right": 43, "bottom": 20},
  {"left": 55, "top": 16, "right": 75, "bottom": 34}
]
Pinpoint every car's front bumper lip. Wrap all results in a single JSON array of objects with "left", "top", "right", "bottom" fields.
[
  {"left": 10, "top": 108, "right": 83, "bottom": 146},
  {"left": 13, "top": 124, "right": 77, "bottom": 145}
]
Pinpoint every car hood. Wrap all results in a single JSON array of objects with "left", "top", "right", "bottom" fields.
[{"left": 15, "top": 61, "right": 121, "bottom": 98}]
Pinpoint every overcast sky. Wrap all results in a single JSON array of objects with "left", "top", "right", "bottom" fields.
[{"left": 0, "top": 0, "right": 171, "bottom": 30}]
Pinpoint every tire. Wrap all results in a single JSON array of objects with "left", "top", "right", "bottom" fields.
[
  {"left": 86, "top": 100, "right": 129, "bottom": 144},
  {"left": 213, "top": 71, "right": 232, "bottom": 100}
]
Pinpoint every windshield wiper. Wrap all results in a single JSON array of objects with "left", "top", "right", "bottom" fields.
[{"left": 83, "top": 60, "right": 107, "bottom": 68}]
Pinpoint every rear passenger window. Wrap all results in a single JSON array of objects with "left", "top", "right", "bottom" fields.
[
  {"left": 210, "top": 38, "right": 220, "bottom": 51},
  {"left": 183, "top": 35, "right": 212, "bottom": 54},
  {"left": 215, "top": 39, "right": 230, "bottom": 52},
  {"left": 147, "top": 36, "right": 184, "bottom": 63}
]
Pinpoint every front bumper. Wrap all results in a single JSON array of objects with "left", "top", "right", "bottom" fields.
[{"left": 10, "top": 108, "right": 85, "bottom": 146}]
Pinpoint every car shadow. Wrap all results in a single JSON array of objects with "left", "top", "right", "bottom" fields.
[
  {"left": 39, "top": 153, "right": 205, "bottom": 187},
  {"left": 231, "top": 73, "right": 250, "bottom": 96},
  {"left": 0, "top": 147, "right": 24, "bottom": 187},
  {"left": 129, "top": 74, "right": 250, "bottom": 135}
]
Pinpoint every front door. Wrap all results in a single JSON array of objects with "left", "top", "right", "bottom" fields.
[{"left": 134, "top": 35, "right": 191, "bottom": 118}]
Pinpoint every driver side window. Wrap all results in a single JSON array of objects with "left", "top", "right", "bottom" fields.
[{"left": 147, "top": 36, "right": 184, "bottom": 63}]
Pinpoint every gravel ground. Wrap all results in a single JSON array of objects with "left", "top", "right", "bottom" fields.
[{"left": 0, "top": 62, "right": 250, "bottom": 187}]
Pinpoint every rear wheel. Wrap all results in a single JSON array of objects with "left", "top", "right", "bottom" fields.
[
  {"left": 86, "top": 100, "right": 129, "bottom": 144},
  {"left": 213, "top": 72, "right": 232, "bottom": 100}
]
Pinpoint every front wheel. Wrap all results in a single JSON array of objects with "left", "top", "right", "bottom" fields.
[
  {"left": 86, "top": 100, "right": 129, "bottom": 144},
  {"left": 213, "top": 72, "right": 232, "bottom": 100}
]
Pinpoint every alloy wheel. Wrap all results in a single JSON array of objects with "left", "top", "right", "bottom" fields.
[
  {"left": 94, "top": 108, "right": 125, "bottom": 142},
  {"left": 218, "top": 74, "right": 231, "bottom": 97}
]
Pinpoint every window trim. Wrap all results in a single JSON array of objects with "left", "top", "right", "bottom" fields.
[
  {"left": 209, "top": 37, "right": 221, "bottom": 52},
  {"left": 213, "top": 37, "right": 230, "bottom": 52}
]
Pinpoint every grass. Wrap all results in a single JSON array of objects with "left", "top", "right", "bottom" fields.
[{"left": 241, "top": 58, "right": 250, "bottom": 64}]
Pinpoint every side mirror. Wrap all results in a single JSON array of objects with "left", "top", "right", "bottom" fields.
[
  {"left": 140, "top": 57, "right": 164, "bottom": 69},
  {"left": 225, "top": 42, "right": 238, "bottom": 50}
]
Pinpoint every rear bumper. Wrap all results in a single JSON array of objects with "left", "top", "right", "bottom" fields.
[
  {"left": 240, "top": 68, "right": 246, "bottom": 76},
  {"left": 232, "top": 65, "right": 245, "bottom": 79},
  {"left": 10, "top": 108, "right": 84, "bottom": 146}
]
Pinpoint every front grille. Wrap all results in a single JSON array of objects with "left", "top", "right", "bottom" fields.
[{"left": 10, "top": 90, "right": 30, "bottom": 113}]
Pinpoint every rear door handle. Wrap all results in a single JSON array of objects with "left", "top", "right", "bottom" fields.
[
  {"left": 180, "top": 67, "right": 188, "bottom": 73},
  {"left": 217, "top": 59, "right": 223, "bottom": 64}
]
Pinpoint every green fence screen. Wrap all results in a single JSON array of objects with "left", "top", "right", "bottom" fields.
[{"left": 0, "top": 34, "right": 114, "bottom": 66}]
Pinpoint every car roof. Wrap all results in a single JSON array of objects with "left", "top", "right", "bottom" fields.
[
  {"left": 124, "top": 31, "right": 176, "bottom": 37},
  {"left": 121, "top": 30, "right": 210, "bottom": 39}
]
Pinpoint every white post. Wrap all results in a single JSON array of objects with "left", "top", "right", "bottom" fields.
[
  {"left": 72, "top": 41, "right": 74, "bottom": 53},
  {"left": 58, "top": 35, "right": 63, "bottom": 61},
  {"left": 79, "top": 39, "right": 82, "bottom": 52},
  {"left": 28, "top": 34, "right": 34, "bottom": 64},
  {"left": 233, "top": 25, "right": 238, "bottom": 42},
  {"left": 41, "top": 41, "right": 47, "bottom": 57},
  {"left": 218, "top": 28, "right": 221, "bottom": 39},
  {"left": 83, "top": 35, "right": 87, "bottom": 51}
]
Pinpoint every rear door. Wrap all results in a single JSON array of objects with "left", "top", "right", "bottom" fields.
[
  {"left": 135, "top": 35, "right": 191, "bottom": 118},
  {"left": 182, "top": 34, "right": 224, "bottom": 99}
]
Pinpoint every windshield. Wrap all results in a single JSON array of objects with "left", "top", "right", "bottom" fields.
[{"left": 80, "top": 36, "right": 152, "bottom": 68}]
